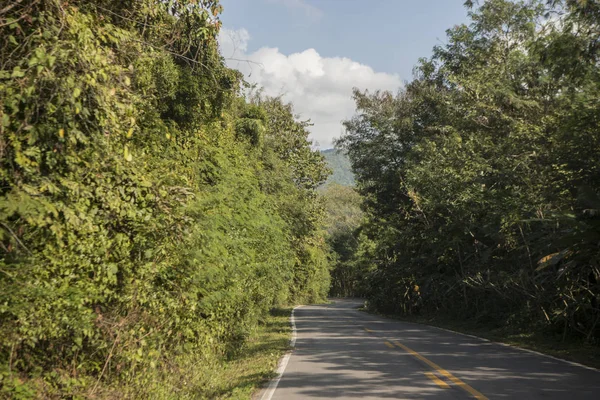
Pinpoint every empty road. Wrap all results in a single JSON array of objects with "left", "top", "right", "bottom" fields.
[{"left": 263, "top": 299, "right": 600, "bottom": 399}]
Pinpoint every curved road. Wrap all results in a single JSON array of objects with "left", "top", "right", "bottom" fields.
[{"left": 263, "top": 299, "right": 600, "bottom": 399}]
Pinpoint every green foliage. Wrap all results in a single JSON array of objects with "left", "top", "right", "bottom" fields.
[
  {"left": 321, "top": 184, "right": 366, "bottom": 297},
  {"left": 256, "top": 97, "right": 331, "bottom": 303},
  {"left": 0, "top": 1, "right": 329, "bottom": 397},
  {"left": 339, "top": 0, "right": 600, "bottom": 342},
  {"left": 235, "top": 105, "right": 267, "bottom": 147}
]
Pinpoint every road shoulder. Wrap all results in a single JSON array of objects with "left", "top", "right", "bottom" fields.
[
  {"left": 253, "top": 306, "right": 300, "bottom": 400},
  {"left": 361, "top": 308, "right": 600, "bottom": 370}
]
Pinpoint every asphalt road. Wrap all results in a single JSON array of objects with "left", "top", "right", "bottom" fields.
[{"left": 264, "top": 299, "right": 600, "bottom": 399}]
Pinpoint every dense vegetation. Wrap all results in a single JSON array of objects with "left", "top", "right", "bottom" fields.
[
  {"left": 0, "top": 1, "right": 329, "bottom": 398},
  {"left": 320, "top": 149, "right": 355, "bottom": 187},
  {"left": 338, "top": 0, "right": 600, "bottom": 343},
  {"left": 319, "top": 153, "right": 361, "bottom": 294},
  {"left": 321, "top": 184, "right": 364, "bottom": 297}
]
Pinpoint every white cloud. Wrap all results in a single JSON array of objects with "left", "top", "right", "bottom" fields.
[
  {"left": 265, "top": 0, "right": 324, "bottom": 22},
  {"left": 219, "top": 28, "right": 402, "bottom": 149}
]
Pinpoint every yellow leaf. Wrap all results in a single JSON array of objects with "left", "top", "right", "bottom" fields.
[
  {"left": 536, "top": 251, "right": 568, "bottom": 271},
  {"left": 127, "top": 128, "right": 134, "bottom": 138},
  {"left": 538, "top": 253, "right": 558, "bottom": 265},
  {"left": 124, "top": 146, "right": 133, "bottom": 162},
  {"left": 166, "top": 133, "right": 171, "bottom": 140},
  {"left": 59, "top": 129, "right": 64, "bottom": 138}
]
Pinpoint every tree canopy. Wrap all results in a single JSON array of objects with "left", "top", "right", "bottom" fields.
[{"left": 338, "top": 0, "right": 600, "bottom": 341}]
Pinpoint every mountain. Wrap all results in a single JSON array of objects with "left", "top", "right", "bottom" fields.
[{"left": 321, "top": 149, "right": 355, "bottom": 187}]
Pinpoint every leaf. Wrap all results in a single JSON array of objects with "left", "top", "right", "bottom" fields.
[
  {"left": 11, "top": 66, "right": 25, "bottom": 78},
  {"left": 124, "top": 146, "right": 133, "bottom": 162},
  {"left": 536, "top": 251, "right": 569, "bottom": 271},
  {"left": 73, "top": 87, "right": 81, "bottom": 98},
  {"left": 107, "top": 264, "right": 118, "bottom": 279}
]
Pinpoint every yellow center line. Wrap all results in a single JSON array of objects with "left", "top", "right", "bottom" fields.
[
  {"left": 392, "top": 340, "right": 488, "bottom": 400},
  {"left": 384, "top": 340, "right": 395, "bottom": 349},
  {"left": 424, "top": 372, "right": 450, "bottom": 389}
]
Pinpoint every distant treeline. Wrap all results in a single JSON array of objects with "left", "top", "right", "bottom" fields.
[
  {"left": 0, "top": 1, "right": 329, "bottom": 397},
  {"left": 336, "top": 0, "right": 600, "bottom": 342}
]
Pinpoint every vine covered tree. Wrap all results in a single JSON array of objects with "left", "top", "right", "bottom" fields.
[{"left": 0, "top": 1, "right": 329, "bottom": 397}]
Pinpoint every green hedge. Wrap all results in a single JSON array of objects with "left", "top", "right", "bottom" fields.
[{"left": 0, "top": 1, "right": 329, "bottom": 397}]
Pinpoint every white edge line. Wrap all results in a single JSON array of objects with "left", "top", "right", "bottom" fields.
[
  {"left": 428, "top": 324, "right": 600, "bottom": 373},
  {"left": 360, "top": 310, "right": 600, "bottom": 373},
  {"left": 260, "top": 306, "right": 301, "bottom": 400}
]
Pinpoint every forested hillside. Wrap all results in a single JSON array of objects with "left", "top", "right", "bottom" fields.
[
  {"left": 337, "top": 0, "right": 600, "bottom": 344},
  {"left": 0, "top": 1, "right": 329, "bottom": 397},
  {"left": 320, "top": 149, "right": 355, "bottom": 187}
]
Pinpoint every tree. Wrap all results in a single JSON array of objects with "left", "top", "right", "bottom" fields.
[
  {"left": 321, "top": 184, "right": 364, "bottom": 297},
  {"left": 338, "top": 0, "right": 600, "bottom": 340}
]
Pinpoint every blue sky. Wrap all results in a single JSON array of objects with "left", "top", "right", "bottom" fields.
[{"left": 218, "top": 0, "right": 470, "bottom": 148}]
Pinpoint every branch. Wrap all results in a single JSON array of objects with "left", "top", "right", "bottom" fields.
[{"left": 0, "top": 222, "right": 31, "bottom": 254}]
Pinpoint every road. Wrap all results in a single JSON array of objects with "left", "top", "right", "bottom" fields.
[{"left": 263, "top": 299, "right": 600, "bottom": 399}]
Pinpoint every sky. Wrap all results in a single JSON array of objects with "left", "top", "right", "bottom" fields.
[{"left": 218, "top": 0, "right": 471, "bottom": 149}]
